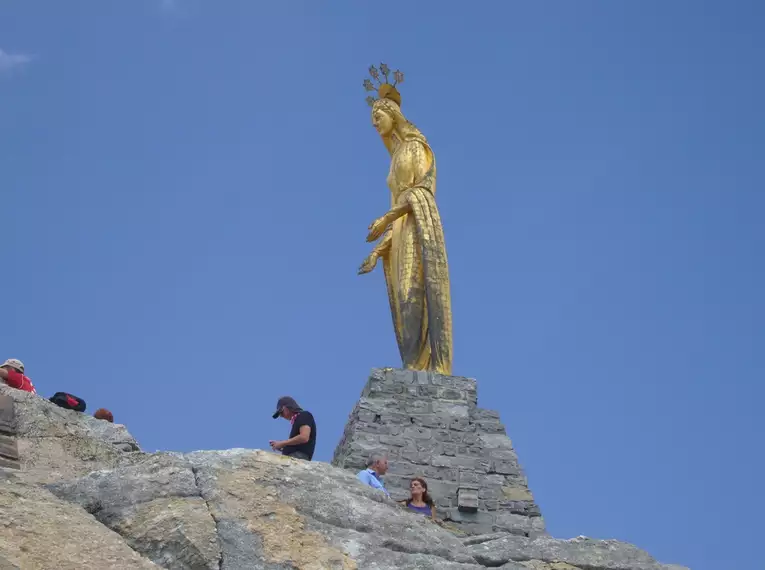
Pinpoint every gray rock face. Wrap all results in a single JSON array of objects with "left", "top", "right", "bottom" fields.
[
  {"left": 0, "top": 385, "right": 141, "bottom": 485},
  {"left": 0, "top": 472, "right": 159, "bottom": 569},
  {"left": 0, "top": 394, "right": 20, "bottom": 470},
  {"left": 45, "top": 450, "right": 687, "bottom": 570},
  {"left": 48, "top": 453, "right": 219, "bottom": 570},
  {"left": 332, "top": 368, "right": 544, "bottom": 536},
  {"left": 49, "top": 450, "right": 478, "bottom": 569},
  {"left": 467, "top": 534, "right": 681, "bottom": 570},
  {"left": 0, "top": 376, "right": 690, "bottom": 570}
]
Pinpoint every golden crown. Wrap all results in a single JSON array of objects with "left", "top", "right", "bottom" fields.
[{"left": 364, "top": 63, "right": 404, "bottom": 107}]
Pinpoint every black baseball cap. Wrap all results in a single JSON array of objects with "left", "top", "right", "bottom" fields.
[{"left": 272, "top": 396, "right": 299, "bottom": 419}]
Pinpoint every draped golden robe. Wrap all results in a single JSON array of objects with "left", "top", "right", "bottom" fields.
[{"left": 381, "top": 135, "right": 452, "bottom": 375}]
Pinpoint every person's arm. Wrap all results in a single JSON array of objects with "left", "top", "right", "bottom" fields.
[
  {"left": 270, "top": 424, "right": 311, "bottom": 450},
  {"left": 430, "top": 505, "right": 437, "bottom": 521},
  {"left": 282, "top": 425, "right": 311, "bottom": 446},
  {"left": 0, "top": 368, "right": 7, "bottom": 382}
]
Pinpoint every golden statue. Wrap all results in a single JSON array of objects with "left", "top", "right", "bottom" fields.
[{"left": 358, "top": 64, "right": 453, "bottom": 375}]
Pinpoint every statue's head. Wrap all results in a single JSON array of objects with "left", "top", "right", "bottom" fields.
[
  {"left": 364, "top": 64, "right": 426, "bottom": 150},
  {"left": 365, "top": 64, "right": 406, "bottom": 138},
  {"left": 371, "top": 98, "right": 400, "bottom": 137}
]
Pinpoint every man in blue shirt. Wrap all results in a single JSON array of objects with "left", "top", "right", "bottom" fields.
[{"left": 357, "top": 453, "right": 390, "bottom": 497}]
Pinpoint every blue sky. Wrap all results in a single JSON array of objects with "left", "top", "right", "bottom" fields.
[{"left": 2, "top": 2, "right": 763, "bottom": 569}]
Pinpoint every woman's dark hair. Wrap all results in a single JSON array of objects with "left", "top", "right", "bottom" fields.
[{"left": 406, "top": 477, "right": 434, "bottom": 507}]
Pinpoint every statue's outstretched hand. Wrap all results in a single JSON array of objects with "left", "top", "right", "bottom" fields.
[
  {"left": 366, "top": 217, "right": 388, "bottom": 242},
  {"left": 358, "top": 252, "right": 379, "bottom": 275}
]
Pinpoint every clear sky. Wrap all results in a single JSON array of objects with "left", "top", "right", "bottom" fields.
[{"left": 2, "top": 2, "right": 763, "bottom": 569}]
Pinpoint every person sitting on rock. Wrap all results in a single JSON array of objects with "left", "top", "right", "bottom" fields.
[
  {"left": 269, "top": 396, "right": 316, "bottom": 461},
  {"left": 0, "top": 358, "right": 36, "bottom": 394},
  {"left": 356, "top": 453, "right": 390, "bottom": 497},
  {"left": 400, "top": 477, "right": 436, "bottom": 521},
  {"left": 94, "top": 408, "right": 114, "bottom": 422}
]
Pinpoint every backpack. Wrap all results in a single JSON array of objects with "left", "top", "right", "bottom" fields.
[{"left": 49, "top": 392, "right": 86, "bottom": 413}]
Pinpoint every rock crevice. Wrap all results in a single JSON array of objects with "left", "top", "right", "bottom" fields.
[{"left": 191, "top": 463, "right": 224, "bottom": 570}]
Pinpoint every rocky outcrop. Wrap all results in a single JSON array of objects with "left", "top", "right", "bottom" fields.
[
  {"left": 47, "top": 450, "right": 473, "bottom": 569},
  {"left": 0, "top": 385, "right": 141, "bottom": 485},
  {"left": 0, "top": 470, "right": 159, "bottom": 569},
  {"left": 0, "top": 394, "right": 20, "bottom": 470},
  {"left": 467, "top": 535, "right": 682, "bottom": 570},
  {"left": 0, "top": 384, "right": 689, "bottom": 570}
]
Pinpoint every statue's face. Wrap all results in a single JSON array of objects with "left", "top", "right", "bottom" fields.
[{"left": 372, "top": 107, "right": 394, "bottom": 136}]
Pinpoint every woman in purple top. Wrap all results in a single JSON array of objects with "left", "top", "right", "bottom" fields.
[{"left": 401, "top": 477, "right": 436, "bottom": 521}]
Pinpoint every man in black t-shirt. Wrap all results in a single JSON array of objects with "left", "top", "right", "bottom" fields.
[{"left": 269, "top": 396, "right": 316, "bottom": 461}]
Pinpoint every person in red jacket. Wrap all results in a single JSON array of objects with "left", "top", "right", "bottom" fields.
[{"left": 0, "top": 358, "right": 36, "bottom": 394}]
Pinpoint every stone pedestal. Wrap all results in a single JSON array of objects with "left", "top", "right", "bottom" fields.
[
  {"left": 0, "top": 394, "right": 20, "bottom": 470},
  {"left": 332, "top": 368, "right": 545, "bottom": 536}
]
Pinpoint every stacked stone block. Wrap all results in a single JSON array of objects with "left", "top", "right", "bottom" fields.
[
  {"left": 332, "top": 368, "right": 545, "bottom": 536},
  {"left": 0, "top": 394, "right": 20, "bottom": 470}
]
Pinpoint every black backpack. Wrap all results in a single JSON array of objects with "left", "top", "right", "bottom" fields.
[{"left": 49, "top": 392, "right": 86, "bottom": 413}]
